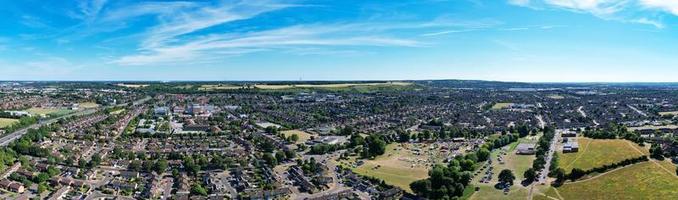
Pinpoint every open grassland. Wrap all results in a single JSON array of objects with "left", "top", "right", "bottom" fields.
[
  {"left": 558, "top": 137, "right": 648, "bottom": 172},
  {"left": 547, "top": 95, "right": 565, "bottom": 99},
  {"left": 659, "top": 111, "right": 678, "bottom": 116},
  {"left": 352, "top": 143, "right": 430, "bottom": 193},
  {"left": 281, "top": 130, "right": 314, "bottom": 144},
  {"left": 198, "top": 84, "right": 244, "bottom": 91},
  {"left": 116, "top": 83, "right": 149, "bottom": 88},
  {"left": 491, "top": 103, "right": 513, "bottom": 110},
  {"left": 628, "top": 125, "right": 678, "bottom": 131},
  {"left": 469, "top": 185, "right": 529, "bottom": 200},
  {"left": 557, "top": 161, "right": 678, "bottom": 200},
  {"left": 0, "top": 118, "right": 19, "bottom": 128},
  {"left": 79, "top": 102, "right": 99, "bottom": 108},
  {"left": 25, "top": 108, "right": 74, "bottom": 116},
  {"left": 254, "top": 82, "right": 412, "bottom": 90}
]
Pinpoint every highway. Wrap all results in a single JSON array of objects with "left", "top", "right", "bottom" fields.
[{"left": 0, "top": 96, "right": 151, "bottom": 146}]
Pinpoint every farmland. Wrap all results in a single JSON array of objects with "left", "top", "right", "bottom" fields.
[
  {"left": 558, "top": 137, "right": 648, "bottom": 172},
  {"left": 198, "top": 84, "right": 245, "bottom": 91},
  {"left": 556, "top": 161, "right": 678, "bottom": 199},
  {"left": 0, "top": 118, "right": 18, "bottom": 129}
]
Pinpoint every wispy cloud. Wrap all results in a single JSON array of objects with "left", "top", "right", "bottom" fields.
[{"left": 508, "top": 0, "right": 676, "bottom": 28}]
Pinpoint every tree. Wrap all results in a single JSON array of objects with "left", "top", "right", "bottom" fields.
[
  {"left": 498, "top": 169, "right": 515, "bottom": 186},
  {"left": 523, "top": 168, "right": 536, "bottom": 183},
  {"left": 477, "top": 148, "right": 490, "bottom": 162},
  {"left": 263, "top": 153, "right": 278, "bottom": 166},
  {"left": 154, "top": 159, "right": 168, "bottom": 174},
  {"left": 569, "top": 168, "right": 585, "bottom": 181},
  {"left": 129, "top": 160, "right": 142, "bottom": 172},
  {"left": 289, "top": 134, "right": 299, "bottom": 142},
  {"left": 191, "top": 184, "right": 208, "bottom": 196},
  {"left": 650, "top": 143, "right": 664, "bottom": 160},
  {"left": 275, "top": 151, "right": 286, "bottom": 162}
]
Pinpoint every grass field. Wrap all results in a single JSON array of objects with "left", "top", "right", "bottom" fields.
[
  {"left": 659, "top": 111, "right": 678, "bottom": 116},
  {"left": 281, "top": 130, "right": 314, "bottom": 144},
  {"left": 0, "top": 118, "right": 19, "bottom": 128},
  {"left": 254, "top": 82, "right": 412, "bottom": 90},
  {"left": 558, "top": 138, "right": 648, "bottom": 172},
  {"left": 547, "top": 95, "right": 565, "bottom": 99},
  {"left": 79, "top": 102, "right": 99, "bottom": 109},
  {"left": 628, "top": 125, "right": 678, "bottom": 131},
  {"left": 557, "top": 161, "right": 678, "bottom": 199},
  {"left": 352, "top": 143, "right": 430, "bottom": 193},
  {"left": 491, "top": 103, "right": 513, "bottom": 110},
  {"left": 25, "top": 108, "right": 73, "bottom": 116},
  {"left": 198, "top": 84, "right": 244, "bottom": 91},
  {"left": 469, "top": 185, "right": 529, "bottom": 200},
  {"left": 116, "top": 83, "right": 149, "bottom": 88}
]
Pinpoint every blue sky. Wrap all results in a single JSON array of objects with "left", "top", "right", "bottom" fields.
[{"left": 1, "top": 0, "right": 678, "bottom": 82}]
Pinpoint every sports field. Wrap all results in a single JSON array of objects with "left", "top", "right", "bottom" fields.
[
  {"left": 558, "top": 137, "right": 648, "bottom": 172},
  {"left": 0, "top": 118, "right": 18, "bottom": 128},
  {"left": 78, "top": 102, "right": 99, "bottom": 109},
  {"left": 281, "top": 130, "right": 314, "bottom": 144},
  {"left": 659, "top": 111, "right": 678, "bottom": 116},
  {"left": 491, "top": 103, "right": 513, "bottom": 110},
  {"left": 469, "top": 185, "right": 529, "bottom": 200},
  {"left": 26, "top": 108, "right": 73, "bottom": 116},
  {"left": 556, "top": 161, "right": 678, "bottom": 199},
  {"left": 352, "top": 143, "right": 430, "bottom": 193}
]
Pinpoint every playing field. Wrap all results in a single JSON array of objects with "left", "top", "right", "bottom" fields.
[
  {"left": 547, "top": 95, "right": 565, "bottom": 99},
  {"left": 0, "top": 118, "right": 18, "bottom": 128},
  {"left": 556, "top": 161, "right": 678, "bottom": 200},
  {"left": 281, "top": 130, "right": 314, "bottom": 144},
  {"left": 558, "top": 138, "right": 648, "bottom": 172},
  {"left": 26, "top": 108, "right": 73, "bottom": 116},
  {"left": 491, "top": 103, "right": 513, "bottom": 110},
  {"left": 352, "top": 143, "right": 430, "bottom": 193},
  {"left": 79, "top": 102, "right": 99, "bottom": 109},
  {"left": 469, "top": 185, "right": 529, "bottom": 200},
  {"left": 254, "top": 82, "right": 412, "bottom": 90}
]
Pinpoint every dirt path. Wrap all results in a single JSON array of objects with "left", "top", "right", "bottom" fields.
[
  {"left": 624, "top": 141, "right": 677, "bottom": 178},
  {"left": 562, "top": 138, "right": 592, "bottom": 170}
]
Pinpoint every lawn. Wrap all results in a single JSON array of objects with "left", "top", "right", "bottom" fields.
[
  {"left": 557, "top": 161, "right": 678, "bottom": 199},
  {"left": 25, "top": 108, "right": 74, "bottom": 116},
  {"left": 78, "top": 102, "right": 99, "bottom": 109},
  {"left": 558, "top": 137, "right": 648, "bottom": 172},
  {"left": 116, "top": 83, "right": 149, "bottom": 88},
  {"left": 0, "top": 118, "right": 18, "bottom": 129},
  {"left": 491, "top": 103, "right": 513, "bottom": 110},
  {"left": 469, "top": 185, "right": 529, "bottom": 200},
  {"left": 352, "top": 143, "right": 430, "bottom": 193},
  {"left": 547, "top": 95, "right": 565, "bottom": 99},
  {"left": 658, "top": 111, "right": 678, "bottom": 116},
  {"left": 281, "top": 130, "right": 314, "bottom": 144}
]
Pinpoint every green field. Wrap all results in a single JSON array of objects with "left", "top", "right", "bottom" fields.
[
  {"left": 558, "top": 138, "right": 648, "bottom": 172},
  {"left": 659, "top": 111, "right": 678, "bottom": 116},
  {"left": 0, "top": 118, "right": 19, "bottom": 128},
  {"left": 198, "top": 84, "right": 244, "bottom": 91},
  {"left": 469, "top": 185, "right": 529, "bottom": 200},
  {"left": 491, "top": 103, "right": 513, "bottom": 110},
  {"left": 25, "top": 108, "right": 73, "bottom": 116},
  {"left": 557, "top": 161, "right": 678, "bottom": 199},
  {"left": 281, "top": 130, "right": 314, "bottom": 144},
  {"left": 352, "top": 143, "right": 430, "bottom": 193}
]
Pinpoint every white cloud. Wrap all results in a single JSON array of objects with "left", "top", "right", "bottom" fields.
[
  {"left": 632, "top": 18, "right": 665, "bottom": 28},
  {"left": 639, "top": 0, "right": 678, "bottom": 15},
  {"left": 543, "top": 0, "right": 627, "bottom": 16},
  {"left": 509, "top": 0, "right": 531, "bottom": 6}
]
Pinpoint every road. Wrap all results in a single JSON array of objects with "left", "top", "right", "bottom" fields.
[
  {"left": 0, "top": 108, "right": 97, "bottom": 146},
  {"left": 528, "top": 129, "right": 560, "bottom": 200},
  {"left": 0, "top": 96, "right": 151, "bottom": 146}
]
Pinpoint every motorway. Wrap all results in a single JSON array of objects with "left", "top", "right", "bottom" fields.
[{"left": 0, "top": 96, "right": 151, "bottom": 146}]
